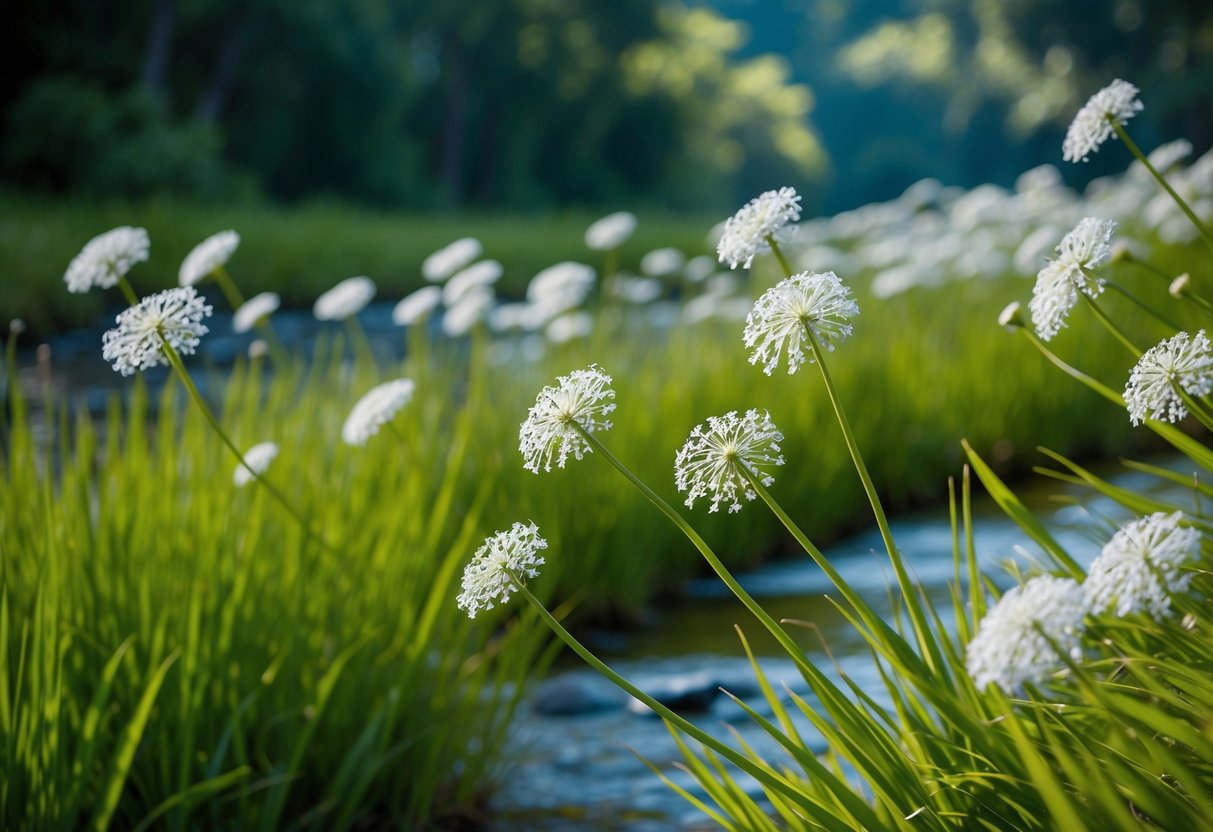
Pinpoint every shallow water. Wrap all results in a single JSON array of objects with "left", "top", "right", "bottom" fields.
[{"left": 490, "top": 461, "right": 1196, "bottom": 830}]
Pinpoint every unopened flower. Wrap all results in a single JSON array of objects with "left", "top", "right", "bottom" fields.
[
  {"left": 639, "top": 247, "right": 685, "bottom": 277},
  {"left": 392, "top": 285, "right": 443, "bottom": 326},
  {"left": 232, "top": 292, "right": 280, "bottom": 334},
  {"left": 717, "top": 187, "right": 802, "bottom": 269},
  {"left": 457, "top": 521, "right": 547, "bottom": 618},
  {"left": 585, "top": 211, "right": 637, "bottom": 250},
  {"left": 443, "top": 260, "right": 503, "bottom": 307},
  {"left": 1084, "top": 512, "right": 1200, "bottom": 620},
  {"left": 966, "top": 575, "right": 1086, "bottom": 693},
  {"left": 998, "top": 301, "right": 1025, "bottom": 329},
  {"left": 234, "top": 441, "right": 279, "bottom": 487},
  {"left": 743, "top": 270, "right": 859, "bottom": 375},
  {"left": 1028, "top": 218, "right": 1117, "bottom": 340},
  {"left": 102, "top": 286, "right": 212, "bottom": 376},
  {"left": 1063, "top": 79, "right": 1143, "bottom": 163},
  {"left": 423, "top": 237, "right": 482, "bottom": 282},
  {"left": 1169, "top": 273, "right": 1191, "bottom": 298},
  {"left": 675, "top": 410, "right": 784, "bottom": 513},
  {"left": 64, "top": 226, "right": 149, "bottom": 293},
  {"left": 519, "top": 364, "right": 616, "bottom": 473},
  {"left": 342, "top": 378, "right": 415, "bottom": 446},
  {"left": 1125, "top": 330, "right": 1213, "bottom": 425},
  {"left": 179, "top": 230, "right": 240, "bottom": 287},
  {"left": 314, "top": 276, "right": 376, "bottom": 321}
]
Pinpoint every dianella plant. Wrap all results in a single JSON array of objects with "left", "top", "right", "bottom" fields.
[{"left": 459, "top": 79, "right": 1213, "bottom": 830}]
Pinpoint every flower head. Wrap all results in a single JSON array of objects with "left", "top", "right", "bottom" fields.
[
  {"left": 527, "top": 262, "right": 596, "bottom": 319},
  {"left": 717, "top": 187, "right": 801, "bottom": 269},
  {"left": 546, "top": 311, "right": 593, "bottom": 344},
  {"left": 392, "top": 285, "right": 443, "bottom": 326},
  {"left": 639, "top": 247, "right": 685, "bottom": 277},
  {"left": 232, "top": 292, "right": 281, "bottom": 334},
  {"left": 1063, "top": 79, "right": 1143, "bottom": 163},
  {"left": 743, "top": 271, "right": 859, "bottom": 375},
  {"left": 585, "top": 211, "right": 637, "bottom": 251},
  {"left": 179, "top": 230, "right": 240, "bottom": 287},
  {"left": 102, "top": 287, "right": 213, "bottom": 376},
  {"left": 314, "top": 276, "right": 376, "bottom": 321},
  {"left": 443, "top": 259, "right": 503, "bottom": 307},
  {"left": 1125, "top": 330, "right": 1213, "bottom": 425},
  {"left": 457, "top": 521, "right": 547, "bottom": 618},
  {"left": 1084, "top": 512, "right": 1200, "bottom": 620},
  {"left": 234, "top": 441, "right": 279, "bottom": 487},
  {"left": 423, "top": 237, "right": 482, "bottom": 282},
  {"left": 442, "top": 287, "right": 494, "bottom": 336},
  {"left": 1028, "top": 218, "right": 1117, "bottom": 340},
  {"left": 342, "top": 378, "right": 415, "bottom": 446},
  {"left": 64, "top": 226, "right": 149, "bottom": 293},
  {"left": 519, "top": 364, "right": 616, "bottom": 473},
  {"left": 675, "top": 410, "right": 784, "bottom": 513},
  {"left": 966, "top": 575, "right": 1086, "bottom": 693}
]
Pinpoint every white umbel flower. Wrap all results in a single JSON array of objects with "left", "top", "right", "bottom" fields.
[
  {"left": 546, "top": 311, "right": 593, "bottom": 344},
  {"left": 179, "top": 230, "right": 240, "bottom": 287},
  {"left": 392, "top": 285, "right": 443, "bottom": 326},
  {"left": 743, "top": 271, "right": 859, "bottom": 375},
  {"left": 423, "top": 237, "right": 482, "bottom": 282},
  {"left": 64, "top": 226, "right": 150, "bottom": 293},
  {"left": 342, "top": 378, "right": 416, "bottom": 446},
  {"left": 1084, "top": 512, "right": 1200, "bottom": 620},
  {"left": 639, "top": 247, "right": 685, "bottom": 277},
  {"left": 717, "top": 187, "right": 802, "bottom": 269},
  {"left": 1125, "top": 330, "right": 1213, "bottom": 425},
  {"left": 232, "top": 292, "right": 281, "bottom": 334},
  {"left": 442, "top": 287, "right": 494, "bottom": 336},
  {"left": 101, "top": 286, "right": 213, "bottom": 376},
  {"left": 1062, "top": 79, "right": 1143, "bottom": 163},
  {"left": 675, "top": 409, "right": 785, "bottom": 513},
  {"left": 527, "top": 262, "right": 596, "bottom": 319},
  {"left": 457, "top": 521, "right": 547, "bottom": 619},
  {"left": 234, "top": 441, "right": 279, "bottom": 487},
  {"left": 585, "top": 211, "right": 637, "bottom": 250},
  {"left": 443, "top": 259, "right": 503, "bottom": 307},
  {"left": 1028, "top": 218, "right": 1117, "bottom": 340},
  {"left": 314, "top": 276, "right": 376, "bottom": 321},
  {"left": 966, "top": 575, "right": 1086, "bottom": 693},
  {"left": 519, "top": 364, "right": 616, "bottom": 474}
]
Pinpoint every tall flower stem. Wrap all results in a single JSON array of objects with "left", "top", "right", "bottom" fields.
[
  {"left": 513, "top": 583, "right": 843, "bottom": 824},
  {"left": 344, "top": 316, "right": 378, "bottom": 369},
  {"left": 1112, "top": 122, "right": 1213, "bottom": 253},
  {"left": 736, "top": 465, "right": 930, "bottom": 677},
  {"left": 766, "top": 234, "right": 795, "bottom": 279},
  {"left": 1080, "top": 293, "right": 1141, "bottom": 358},
  {"left": 570, "top": 423, "right": 818, "bottom": 681},
  {"left": 212, "top": 266, "right": 247, "bottom": 310},
  {"left": 158, "top": 340, "right": 332, "bottom": 551},
  {"left": 765, "top": 237, "right": 942, "bottom": 675},
  {"left": 1105, "top": 281, "right": 1181, "bottom": 331},
  {"left": 116, "top": 275, "right": 140, "bottom": 306}
]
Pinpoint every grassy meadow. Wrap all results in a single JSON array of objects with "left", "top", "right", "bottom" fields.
[{"left": 3, "top": 155, "right": 1212, "bottom": 826}]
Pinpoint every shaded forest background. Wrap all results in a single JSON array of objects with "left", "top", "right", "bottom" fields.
[{"left": 4, "top": 0, "right": 1212, "bottom": 214}]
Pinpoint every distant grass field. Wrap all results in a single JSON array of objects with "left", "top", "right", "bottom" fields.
[{"left": 0, "top": 192, "right": 717, "bottom": 335}]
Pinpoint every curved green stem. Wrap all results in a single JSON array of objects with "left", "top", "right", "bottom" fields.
[
  {"left": 1080, "top": 293, "right": 1140, "bottom": 358},
  {"left": 765, "top": 234, "right": 795, "bottom": 278},
  {"left": 212, "top": 266, "right": 247, "bottom": 310},
  {"left": 1113, "top": 122, "right": 1213, "bottom": 253},
  {"left": 344, "top": 316, "right": 378, "bottom": 369},
  {"left": 737, "top": 465, "right": 930, "bottom": 677},
  {"left": 571, "top": 423, "right": 816, "bottom": 680},
  {"left": 1105, "top": 281, "right": 1181, "bottom": 331},
  {"left": 513, "top": 583, "right": 843, "bottom": 824},
  {"left": 116, "top": 275, "right": 140, "bottom": 306},
  {"left": 158, "top": 340, "right": 332, "bottom": 551}
]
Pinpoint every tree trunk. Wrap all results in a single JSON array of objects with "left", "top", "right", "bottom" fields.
[
  {"left": 438, "top": 36, "right": 468, "bottom": 203},
  {"left": 141, "top": 0, "right": 177, "bottom": 102},
  {"left": 195, "top": 22, "right": 253, "bottom": 125}
]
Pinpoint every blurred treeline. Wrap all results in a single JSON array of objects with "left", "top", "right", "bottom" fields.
[{"left": 3, "top": 0, "right": 1212, "bottom": 214}]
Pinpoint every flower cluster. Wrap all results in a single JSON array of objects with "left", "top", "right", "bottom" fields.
[
  {"left": 423, "top": 237, "right": 482, "bottom": 282},
  {"left": 519, "top": 365, "right": 616, "bottom": 473},
  {"left": 1062, "top": 79, "right": 1143, "bottom": 163},
  {"left": 392, "top": 285, "right": 443, "bottom": 326},
  {"left": 1028, "top": 218, "right": 1117, "bottom": 340},
  {"left": 1124, "top": 330, "right": 1213, "bottom": 425},
  {"left": 457, "top": 522, "right": 548, "bottom": 618},
  {"left": 585, "top": 211, "right": 637, "bottom": 251},
  {"left": 743, "top": 271, "right": 859, "bottom": 375},
  {"left": 965, "top": 575, "right": 1086, "bottom": 693},
  {"left": 64, "top": 226, "right": 149, "bottom": 293},
  {"left": 1084, "top": 512, "right": 1199, "bottom": 620},
  {"left": 342, "top": 378, "right": 416, "bottom": 447},
  {"left": 232, "top": 292, "right": 281, "bottom": 334},
  {"left": 717, "top": 187, "right": 801, "bottom": 269},
  {"left": 234, "top": 441, "right": 280, "bottom": 487},
  {"left": 101, "top": 287, "right": 213, "bottom": 376},
  {"left": 675, "top": 410, "right": 784, "bottom": 513},
  {"left": 314, "top": 276, "right": 376, "bottom": 321},
  {"left": 179, "top": 230, "right": 240, "bottom": 287}
]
